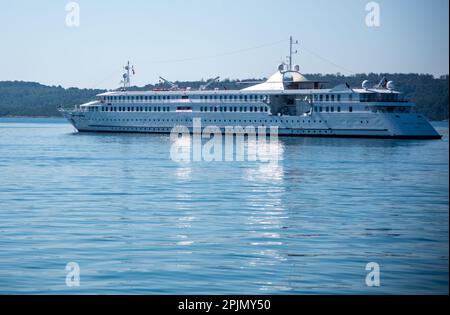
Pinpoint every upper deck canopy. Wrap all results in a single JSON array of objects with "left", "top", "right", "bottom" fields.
[{"left": 243, "top": 68, "right": 323, "bottom": 91}]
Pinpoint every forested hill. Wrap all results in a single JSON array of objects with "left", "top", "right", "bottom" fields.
[
  {"left": 0, "top": 73, "right": 448, "bottom": 120},
  {"left": 0, "top": 82, "right": 105, "bottom": 117}
]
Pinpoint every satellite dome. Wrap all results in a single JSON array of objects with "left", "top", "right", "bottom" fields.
[
  {"left": 294, "top": 65, "right": 300, "bottom": 72},
  {"left": 387, "top": 81, "right": 395, "bottom": 90},
  {"left": 362, "top": 80, "right": 370, "bottom": 89}
]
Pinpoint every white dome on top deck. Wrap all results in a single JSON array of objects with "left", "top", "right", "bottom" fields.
[{"left": 243, "top": 67, "right": 314, "bottom": 91}]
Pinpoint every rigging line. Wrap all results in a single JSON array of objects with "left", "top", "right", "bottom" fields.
[
  {"left": 88, "top": 68, "right": 124, "bottom": 90},
  {"left": 300, "top": 45, "right": 357, "bottom": 75},
  {"left": 148, "top": 39, "right": 289, "bottom": 64}
]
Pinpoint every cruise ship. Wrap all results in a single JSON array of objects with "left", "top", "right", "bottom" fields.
[{"left": 59, "top": 39, "right": 441, "bottom": 139}]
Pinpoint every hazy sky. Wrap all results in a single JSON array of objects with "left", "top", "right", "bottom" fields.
[{"left": 0, "top": 0, "right": 448, "bottom": 89}]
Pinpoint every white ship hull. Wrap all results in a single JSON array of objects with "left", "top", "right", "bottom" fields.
[{"left": 62, "top": 110, "right": 441, "bottom": 139}]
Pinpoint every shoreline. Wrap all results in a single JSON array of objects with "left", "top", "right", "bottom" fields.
[{"left": 0, "top": 115, "right": 62, "bottom": 118}]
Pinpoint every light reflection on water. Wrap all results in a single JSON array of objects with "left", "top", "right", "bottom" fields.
[{"left": 0, "top": 118, "right": 448, "bottom": 294}]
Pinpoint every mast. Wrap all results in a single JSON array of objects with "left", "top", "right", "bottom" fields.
[
  {"left": 122, "top": 61, "right": 134, "bottom": 90},
  {"left": 288, "top": 36, "right": 298, "bottom": 71}
]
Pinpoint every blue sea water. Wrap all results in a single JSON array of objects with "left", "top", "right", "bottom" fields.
[{"left": 0, "top": 117, "right": 448, "bottom": 294}]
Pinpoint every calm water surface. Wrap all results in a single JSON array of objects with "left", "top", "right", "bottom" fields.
[{"left": 0, "top": 118, "right": 448, "bottom": 294}]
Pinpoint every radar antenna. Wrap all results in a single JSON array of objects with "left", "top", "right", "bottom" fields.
[{"left": 120, "top": 61, "right": 135, "bottom": 90}]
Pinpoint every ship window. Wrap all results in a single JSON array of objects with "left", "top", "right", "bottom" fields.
[
  {"left": 249, "top": 107, "right": 253, "bottom": 112},
  {"left": 244, "top": 107, "right": 247, "bottom": 112},
  {"left": 330, "top": 106, "right": 334, "bottom": 112},
  {"left": 264, "top": 107, "right": 268, "bottom": 112},
  {"left": 349, "top": 106, "right": 353, "bottom": 112},
  {"left": 200, "top": 107, "right": 203, "bottom": 112},
  {"left": 331, "top": 95, "right": 335, "bottom": 101},
  {"left": 224, "top": 107, "right": 227, "bottom": 112},
  {"left": 337, "top": 106, "right": 341, "bottom": 112},
  {"left": 234, "top": 106, "right": 237, "bottom": 112},
  {"left": 320, "top": 95, "right": 323, "bottom": 101},
  {"left": 349, "top": 94, "right": 353, "bottom": 101},
  {"left": 326, "top": 106, "right": 329, "bottom": 112},
  {"left": 337, "top": 94, "right": 341, "bottom": 101},
  {"left": 314, "top": 106, "right": 318, "bottom": 112},
  {"left": 326, "top": 95, "right": 329, "bottom": 101},
  {"left": 181, "top": 95, "right": 189, "bottom": 100}
]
